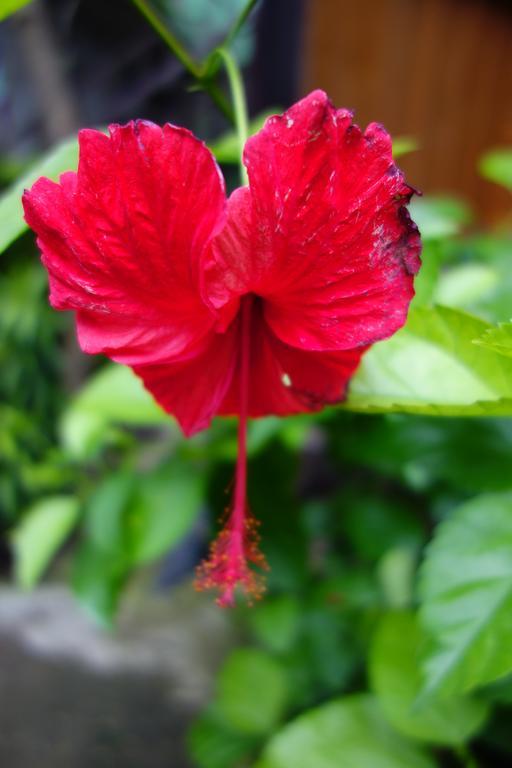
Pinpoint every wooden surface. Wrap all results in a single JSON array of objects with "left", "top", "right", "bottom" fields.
[{"left": 303, "top": 0, "right": 512, "bottom": 224}]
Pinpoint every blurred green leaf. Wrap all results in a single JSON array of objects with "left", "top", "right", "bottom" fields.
[
  {"left": 345, "top": 305, "right": 512, "bottom": 416},
  {"left": 370, "top": 612, "right": 488, "bottom": 745},
  {"left": 188, "top": 707, "right": 256, "bottom": 768},
  {"left": 393, "top": 136, "right": 419, "bottom": 159},
  {"left": 419, "top": 492, "right": 512, "bottom": 698},
  {"left": 131, "top": 462, "right": 203, "bottom": 564},
  {"left": 216, "top": 648, "right": 289, "bottom": 735},
  {"left": 332, "top": 414, "right": 512, "bottom": 495},
  {"left": 0, "top": 135, "right": 78, "bottom": 254},
  {"left": 479, "top": 148, "right": 512, "bottom": 191},
  {"left": 0, "top": 0, "right": 33, "bottom": 21},
  {"left": 377, "top": 547, "right": 417, "bottom": 609},
  {"left": 434, "top": 264, "right": 499, "bottom": 310},
  {"left": 410, "top": 196, "right": 472, "bottom": 240},
  {"left": 474, "top": 321, "right": 512, "bottom": 359},
  {"left": 60, "top": 363, "right": 173, "bottom": 458},
  {"left": 255, "top": 694, "right": 435, "bottom": 768},
  {"left": 245, "top": 594, "right": 300, "bottom": 653},
  {"left": 11, "top": 495, "right": 79, "bottom": 588},
  {"left": 209, "top": 109, "right": 279, "bottom": 163},
  {"left": 72, "top": 542, "right": 128, "bottom": 627}
]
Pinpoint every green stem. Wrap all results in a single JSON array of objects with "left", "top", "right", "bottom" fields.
[
  {"left": 216, "top": 48, "right": 249, "bottom": 186},
  {"left": 130, "top": 0, "right": 234, "bottom": 124}
]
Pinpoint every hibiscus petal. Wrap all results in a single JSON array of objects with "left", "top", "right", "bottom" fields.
[
  {"left": 133, "top": 327, "right": 238, "bottom": 436},
  {"left": 219, "top": 302, "right": 365, "bottom": 417},
  {"left": 203, "top": 90, "right": 421, "bottom": 352},
  {"left": 23, "top": 121, "right": 225, "bottom": 365}
]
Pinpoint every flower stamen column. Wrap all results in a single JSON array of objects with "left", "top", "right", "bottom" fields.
[{"left": 195, "top": 296, "right": 267, "bottom": 605}]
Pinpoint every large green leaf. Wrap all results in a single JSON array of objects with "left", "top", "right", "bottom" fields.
[
  {"left": 11, "top": 495, "right": 80, "bottom": 588},
  {"left": 344, "top": 305, "right": 512, "bottom": 416},
  {"left": 256, "top": 694, "right": 435, "bottom": 768},
  {"left": 60, "top": 363, "right": 172, "bottom": 457},
  {"left": 0, "top": 135, "right": 78, "bottom": 254},
  {"left": 370, "top": 612, "right": 488, "bottom": 744},
  {"left": 0, "top": 0, "right": 33, "bottom": 21},
  {"left": 419, "top": 492, "right": 512, "bottom": 698},
  {"left": 479, "top": 147, "right": 512, "bottom": 191},
  {"left": 474, "top": 321, "right": 512, "bottom": 359},
  {"left": 216, "top": 648, "right": 289, "bottom": 735}
]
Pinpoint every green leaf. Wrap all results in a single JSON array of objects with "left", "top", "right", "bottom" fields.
[
  {"left": 479, "top": 147, "right": 512, "bottom": 191},
  {"left": 474, "top": 321, "right": 512, "bottom": 359},
  {"left": 393, "top": 136, "right": 419, "bottom": 159},
  {"left": 344, "top": 305, "right": 512, "bottom": 416},
  {"left": 11, "top": 496, "right": 79, "bottom": 588},
  {"left": 419, "top": 492, "right": 512, "bottom": 698},
  {"left": 209, "top": 109, "right": 279, "bottom": 163},
  {"left": 188, "top": 707, "right": 257, "bottom": 768},
  {"left": 434, "top": 264, "right": 499, "bottom": 309},
  {"left": 0, "top": 135, "right": 79, "bottom": 254},
  {"left": 0, "top": 0, "right": 34, "bottom": 22},
  {"left": 60, "top": 363, "right": 172, "bottom": 458},
  {"left": 409, "top": 196, "right": 472, "bottom": 240},
  {"left": 377, "top": 547, "right": 417, "bottom": 609},
  {"left": 245, "top": 595, "right": 301, "bottom": 653},
  {"left": 216, "top": 648, "right": 289, "bottom": 735},
  {"left": 131, "top": 462, "right": 202, "bottom": 564},
  {"left": 370, "top": 612, "right": 488, "bottom": 745},
  {"left": 72, "top": 542, "right": 128, "bottom": 627},
  {"left": 255, "top": 694, "right": 435, "bottom": 768}
]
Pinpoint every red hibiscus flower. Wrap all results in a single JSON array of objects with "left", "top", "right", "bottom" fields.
[{"left": 22, "top": 90, "right": 421, "bottom": 606}]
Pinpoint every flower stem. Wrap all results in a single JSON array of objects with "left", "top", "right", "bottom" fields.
[
  {"left": 129, "top": 0, "right": 235, "bottom": 124},
  {"left": 216, "top": 48, "right": 249, "bottom": 186}
]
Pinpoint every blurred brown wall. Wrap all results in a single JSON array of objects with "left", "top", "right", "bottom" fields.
[{"left": 303, "top": 0, "right": 512, "bottom": 224}]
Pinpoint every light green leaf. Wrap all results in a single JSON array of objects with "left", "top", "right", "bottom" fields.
[
  {"left": 255, "top": 694, "right": 435, "bottom": 768},
  {"left": 377, "top": 547, "right": 417, "bottom": 609},
  {"left": 0, "top": 0, "right": 33, "bottom": 22},
  {"left": 216, "top": 648, "right": 289, "bottom": 735},
  {"left": 0, "top": 135, "right": 78, "bottom": 254},
  {"left": 60, "top": 363, "right": 173, "bottom": 458},
  {"left": 419, "top": 492, "right": 512, "bottom": 698},
  {"left": 479, "top": 147, "right": 512, "bottom": 191},
  {"left": 344, "top": 305, "right": 512, "bottom": 416},
  {"left": 370, "top": 612, "right": 488, "bottom": 745},
  {"left": 12, "top": 496, "right": 79, "bottom": 588},
  {"left": 474, "top": 321, "right": 512, "bottom": 358},
  {"left": 393, "top": 136, "right": 419, "bottom": 159},
  {"left": 209, "top": 109, "right": 279, "bottom": 163},
  {"left": 434, "top": 264, "right": 499, "bottom": 309},
  {"left": 409, "top": 196, "right": 472, "bottom": 240}
]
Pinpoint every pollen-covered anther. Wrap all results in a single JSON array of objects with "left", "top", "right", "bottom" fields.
[{"left": 194, "top": 509, "right": 268, "bottom": 607}]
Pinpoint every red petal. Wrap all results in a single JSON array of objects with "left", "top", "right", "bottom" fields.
[
  {"left": 133, "top": 327, "right": 238, "bottom": 436},
  {"left": 219, "top": 301, "right": 365, "bottom": 417},
  {"left": 203, "top": 91, "right": 421, "bottom": 352},
  {"left": 23, "top": 122, "right": 225, "bottom": 365}
]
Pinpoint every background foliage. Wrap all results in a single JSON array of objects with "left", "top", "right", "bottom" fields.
[{"left": 1, "top": 1, "right": 512, "bottom": 767}]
